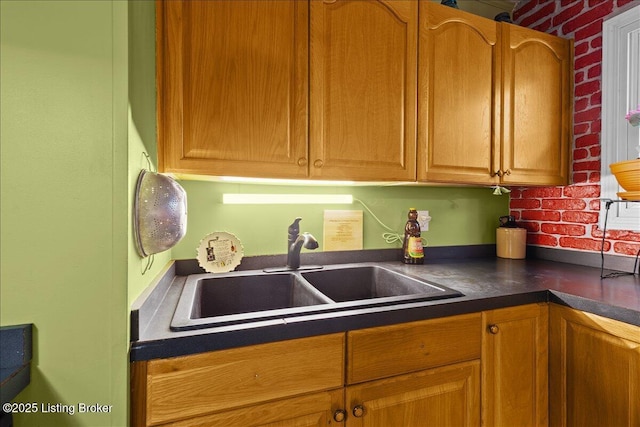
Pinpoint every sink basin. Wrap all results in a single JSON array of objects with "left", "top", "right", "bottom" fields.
[
  {"left": 171, "top": 265, "right": 463, "bottom": 331},
  {"left": 301, "top": 266, "right": 462, "bottom": 303},
  {"left": 195, "top": 274, "right": 330, "bottom": 317},
  {"left": 171, "top": 273, "right": 332, "bottom": 330}
]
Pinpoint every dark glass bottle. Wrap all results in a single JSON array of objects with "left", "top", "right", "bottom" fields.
[
  {"left": 402, "top": 208, "right": 424, "bottom": 264},
  {"left": 441, "top": 0, "right": 459, "bottom": 8}
]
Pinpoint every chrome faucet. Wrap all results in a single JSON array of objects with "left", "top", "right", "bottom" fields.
[{"left": 287, "top": 217, "right": 318, "bottom": 270}]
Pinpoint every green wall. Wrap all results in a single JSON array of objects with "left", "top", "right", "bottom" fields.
[
  {"left": 0, "top": 1, "right": 509, "bottom": 426},
  {"left": 127, "top": 0, "right": 172, "bottom": 306},
  {"left": 0, "top": 1, "right": 129, "bottom": 426},
  {"left": 172, "top": 181, "right": 509, "bottom": 260}
]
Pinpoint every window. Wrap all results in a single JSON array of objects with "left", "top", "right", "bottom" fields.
[{"left": 600, "top": 4, "right": 640, "bottom": 231}]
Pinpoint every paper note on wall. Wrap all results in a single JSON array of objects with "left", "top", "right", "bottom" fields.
[{"left": 323, "top": 210, "right": 363, "bottom": 251}]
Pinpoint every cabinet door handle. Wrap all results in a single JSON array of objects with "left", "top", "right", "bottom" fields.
[
  {"left": 491, "top": 170, "right": 511, "bottom": 178},
  {"left": 333, "top": 409, "right": 346, "bottom": 422},
  {"left": 488, "top": 324, "right": 499, "bottom": 334},
  {"left": 352, "top": 405, "right": 365, "bottom": 418},
  {"left": 297, "top": 157, "right": 308, "bottom": 167},
  {"left": 313, "top": 159, "right": 324, "bottom": 168}
]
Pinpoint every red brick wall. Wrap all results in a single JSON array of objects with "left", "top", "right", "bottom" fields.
[{"left": 509, "top": 0, "right": 640, "bottom": 256}]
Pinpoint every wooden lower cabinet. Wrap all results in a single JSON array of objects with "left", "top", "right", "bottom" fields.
[
  {"left": 482, "top": 303, "right": 549, "bottom": 427},
  {"left": 155, "top": 389, "right": 344, "bottom": 427},
  {"left": 133, "top": 303, "right": 640, "bottom": 426},
  {"left": 344, "top": 313, "right": 482, "bottom": 426},
  {"left": 550, "top": 305, "right": 640, "bottom": 427},
  {"left": 345, "top": 361, "right": 480, "bottom": 427},
  {"left": 131, "top": 334, "right": 345, "bottom": 426},
  {"left": 347, "top": 313, "right": 482, "bottom": 384},
  {"left": 132, "top": 314, "right": 483, "bottom": 427}
]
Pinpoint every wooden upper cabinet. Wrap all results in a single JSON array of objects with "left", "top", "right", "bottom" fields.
[
  {"left": 156, "top": 1, "right": 571, "bottom": 184},
  {"left": 418, "top": 3, "right": 572, "bottom": 186},
  {"left": 156, "top": 0, "right": 309, "bottom": 179},
  {"left": 501, "top": 24, "right": 573, "bottom": 186},
  {"left": 418, "top": 2, "right": 499, "bottom": 184},
  {"left": 309, "top": 0, "right": 417, "bottom": 181}
]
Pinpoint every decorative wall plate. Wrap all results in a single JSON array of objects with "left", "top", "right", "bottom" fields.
[{"left": 196, "top": 231, "right": 243, "bottom": 273}]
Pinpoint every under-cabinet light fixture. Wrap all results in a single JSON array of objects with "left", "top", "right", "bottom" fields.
[
  {"left": 222, "top": 194, "right": 354, "bottom": 205},
  {"left": 220, "top": 176, "right": 355, "bottom": 186}
]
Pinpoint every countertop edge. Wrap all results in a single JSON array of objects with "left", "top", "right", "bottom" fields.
[
  {"left": 130, "top": 248, "right": 640, "bottom": 362},
  {"left": 130, "top": 292, "right": 551, "bottom": 361},
  {"left": 548, "top": 291, "right": 640, "bottom": 326}
]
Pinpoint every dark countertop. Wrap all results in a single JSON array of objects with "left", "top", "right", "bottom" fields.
[
  {"left": 1, "top": 324, "right": 32, "bottom": 406},
  {"left": 130, "top": 247, "right": 640, "bottom": 362}
]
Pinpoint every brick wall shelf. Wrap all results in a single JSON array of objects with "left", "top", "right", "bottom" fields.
[{"left": 600, "top": 199, "right": 640, "bottom": 279}]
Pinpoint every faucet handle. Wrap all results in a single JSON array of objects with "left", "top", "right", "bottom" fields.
[{"left": 288, "top": 217, "right": 302, "bottom": 237}]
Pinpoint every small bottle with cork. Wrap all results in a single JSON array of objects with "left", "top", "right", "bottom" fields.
[{"left": 402, "top": 208, "right": 424, "bottom": 264}]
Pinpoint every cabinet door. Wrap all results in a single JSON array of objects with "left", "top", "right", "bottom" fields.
[
  {"left": 157, "top": 0, "right": 309, "bottom": 179},
  {"left": 347, "top": 312, "right": 481, "bottom": 384},
  {"left": 156, "top": 389, "right": 344, "bottom": 427},
  {"left": 132, "top": 334, "right": 345, "bottom": 426},
  {"left": 345, "top": 361, "right": 480, "bottom": 427},
  {"left": 482, "top": 303, "right": 548, "bottom": 427},
  {"left": 501, "top": 24, "right": 573, "bottom": 186},
  {"left": 418, "top": 3, "right": 499, "bottom": 185},
  {"left": 310, "top": 0, "right": 417, "bottom": 181},
  {"left": 550, "top": 305, "right": 640, "bottom": 427}
]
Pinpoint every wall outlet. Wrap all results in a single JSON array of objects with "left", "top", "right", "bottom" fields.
[{"left": 417, "top": 210, "right": 431, "bottom": 231}]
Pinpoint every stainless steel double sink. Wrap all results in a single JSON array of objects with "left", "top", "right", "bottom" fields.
[{"left": 171, "top": 264, "right": 463, "bottom": 331}]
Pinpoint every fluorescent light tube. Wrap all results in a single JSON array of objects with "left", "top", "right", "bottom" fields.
[{"left": 222, "top": 194, "right": 353, "bottom": 205}]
